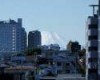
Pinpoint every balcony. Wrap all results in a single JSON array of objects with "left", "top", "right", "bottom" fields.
[
  {"left": 88, "top": 29, "right": 98, "bottom": 36},
  {"left": 88, "top": 62, "right": 97, "bottom": 69},
  {"left": 88, "top": 52, "right": 98, "bottom": 58},
  {"left": 88, "top": 40, "right": 98, "bottom": 47}
]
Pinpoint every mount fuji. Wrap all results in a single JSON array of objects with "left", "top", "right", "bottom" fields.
[{"left": 41, "top": 31, "right": 66, "bottom": 48}]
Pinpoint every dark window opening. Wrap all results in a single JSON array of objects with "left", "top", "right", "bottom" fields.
[
  {"left": 88, "top": 36, "right": 98, "bottom": 40},
  {"left": 88, "top": 47, "right": 98, "bottom": 51},
  {"left": 66, "top": 63, "right": 69, "bottom": 66},
  {"left": 66, "top": 70, "right": 70, "bottom": 73},
  {"left": 88, "top": 69, "right": 97, "bottom": 73},
  {"left": 88, "top": 24, "right": 98, "bottom": 29},
  {"left": 88, "top": 58, "right": 97, "bottom": 62},
  {"left": 57, "top": 62, "right": 61, "bottom": 66}
]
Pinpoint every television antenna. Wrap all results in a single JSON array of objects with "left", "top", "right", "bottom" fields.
[{"left": 89, "top": 4, "right": 98, "bottom": 15}]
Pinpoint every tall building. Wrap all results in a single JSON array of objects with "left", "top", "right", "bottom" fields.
[
  {"left": 28, "top": 30, "right": 41, "bottom": 48},
  {"left": 86, "top": 13, "right": 98, "bottom": 80},
  {"left": 0, "top": 18, "right": 27, "bottom": 54},
  {"left": 86, "top": 4, "right": 99, "bottom": 80}
]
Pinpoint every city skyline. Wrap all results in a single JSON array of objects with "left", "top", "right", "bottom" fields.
[
  {"left": 0, "top": 1, "right": 94, "bottom": 79},
  {"left": 0, "top": 0, "right": 97, "bottom": 46}
]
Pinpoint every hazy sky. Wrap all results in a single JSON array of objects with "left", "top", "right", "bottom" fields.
[{"left": 0, "top": 0, "right": 98, "bottom": 46}]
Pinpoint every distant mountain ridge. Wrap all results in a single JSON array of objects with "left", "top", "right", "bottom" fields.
[{"left": 41, "top": 31, "right": 66, "bottom": 48}]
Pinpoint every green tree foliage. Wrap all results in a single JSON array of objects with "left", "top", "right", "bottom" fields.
[
  {"left": 67, "top": 41, "right": 81, "bottom": 53},
  {"left": 25, "top": 47, "right": 41, "bottom": 56},
  {"left": 79, "top": 48, "right": 86, "bottom": 57}
]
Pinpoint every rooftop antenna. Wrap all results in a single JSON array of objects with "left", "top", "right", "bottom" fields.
[{"left": 89, "top": 4, "right": 98, "bottom": 15}]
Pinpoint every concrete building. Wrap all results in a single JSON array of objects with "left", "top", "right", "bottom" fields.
[
  {"left": 28, "top": 30, "right": 41, "bottom": 48},
  {"left": 4, "top": 66, "right": 35, "bottom": 80},
  {"left": 85, "top": 1, "right": 100, "bottom": 79},
  {"left": 86, "top": 13, "right": 98, "bottom": 80},
  {"left": 0, "top": 18, "right": 27, "bottom": 54},
  {"left": 39, "top": 47, "right": 80, "bottom": 76}
]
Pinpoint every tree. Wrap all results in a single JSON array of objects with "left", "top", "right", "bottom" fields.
[
  {"left": 25, "top": 47, "right": 41, "bottom": 56},
  {"left": 67, "top": 41, "right": 81, "bottom": 53}
]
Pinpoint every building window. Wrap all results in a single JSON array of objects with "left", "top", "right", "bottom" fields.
[
  {"left": 12, "top": 41, "right": 15, "bottom": 43},
  {"left": 12, "top": 48, "right": 15, "bottom": 50},
  {"left": 88, "top": 24, "right": 98, "bottom": 29},
  {"left": 88, "top": 47, "right": 98, "bottom": 51},
  {"left": 12, "top": 38, "right": 15, "bottom": 41},
  {"left": 66, "top": 63, "right": 69, "bottom": 66},
  {"left": 12, "top": 32, "right": 15, "bottom": 35},
  {"left": 66, "top": 70, "right": 70, "bottom": 73},
  {"left": 57, "top": 70, "right": 62, "bottom": 74},
  {"left": 88, "top": 58, "right": 97, "bottom": 62},
  {"left": 12, "top": 44, "right": 15, "bottom": 47},
  {"left": 88, "top": 36, "right": 98, "bottom": 40},
  {"left": 12, "top": 35, "right": 15, "bottom": 38},
  {"left": 57, "top": 62, "right": 62, "bottom": 66},
  {"left": 88, "top": 69, "right": 97, "bottom": 73}
]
